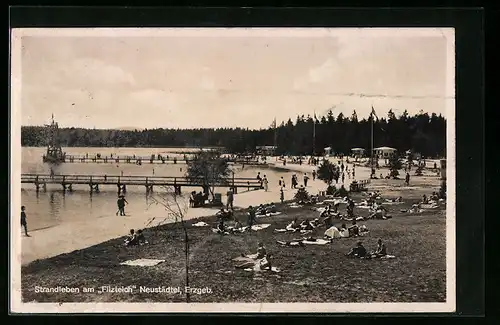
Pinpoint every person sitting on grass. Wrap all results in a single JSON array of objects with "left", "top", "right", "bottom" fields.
[
  {"left": 348, "top": 220, "right": 359, "bottom": 237},
  {"left": 371, "top": 239, "right": 387, "bottom": 258},
  {"left": 300, "top": 218, "right": 315, "bottom": 231},
  {"left": 322, "top": 211, "right": 333, "bottom": 229},
  {"left": 267, "top": 203, "right": 278, "bottom": 214},
  {"left": 286, "top": 218, "right": 300, "bottom": 232},
  {"left": 256, "top": 204, "right": 267, "bottom": 215},
  {"left": 421, "top": 194, "right": 429, "bottom": 204},
  {"left": 368, "top": 205, "right": 390, "bottom": 220},
  {"left": 217, "top": 219, "right": 227, "bottom": 234},
  {"left": 124, "top": 229, "right": 138, "bottom": 246},
  {"left": 216, "top": 208, "right": 231, "bottom": 221},
  {"left": 430, "top": 192, "right": 439, "bottom": 202},
  {"left": 136, "top": 229, "right": 148, "bottom": 245},
  {"left": 259, "top": 254, "right": 273, "bottom": 270},
  {"left": 346, "top": 241, "right": 368, "bottom": 258},
  {"left": 241, "top": 242, "right": 267, "bottom": 259},
  {"left": 339, "top": 223, "right": 350, "bottom": 237},
  {"left": 233, "top": 218, "right": 243, "bottom": 230}
]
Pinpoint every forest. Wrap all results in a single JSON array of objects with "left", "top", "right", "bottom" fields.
[{"left": 21, "top": 109, "right": 446, "bottom": 158}]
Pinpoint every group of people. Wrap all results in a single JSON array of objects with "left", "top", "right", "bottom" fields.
[
  {"left": 346, "top": 239, "right": 388, "bottom": 259},
  {"left": 234, "top": 242, "right": 273, "bottom": 271},
  {"left": 256, "top": 173, "right": 269, "bottom": 191},
  {"left": 190, "top": 191, "right": 209, "bottom": 208},
  {"left": 124, "top": 228, "right": 148, "bottom": 246}
]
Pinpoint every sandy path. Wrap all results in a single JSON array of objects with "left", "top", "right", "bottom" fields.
[{"left": 19, "top": 159, "right": 372, "bottom": 265}]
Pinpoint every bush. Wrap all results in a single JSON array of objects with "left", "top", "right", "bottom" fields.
[
  {"left": 334, "top": 185, "right": 349, "bottom": 197},
  {"left": 439, "top": 180, "right": 446, "bottom": 199},
  {"left": 317, "top": 160, "right": 340, "bottom": 185},
  {"left": 326, "top": 185, "right": 336, "bottom": 195},
  {"left": 389, "top": 154, "right": 403, "bottom": 179},
  {"left": 294, "top": 186, "right": 310, "bottom": 203}
]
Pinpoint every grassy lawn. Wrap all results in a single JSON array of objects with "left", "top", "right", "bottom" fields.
[{"left": 21, "top": 189, "right": 447, "bottom": 303}]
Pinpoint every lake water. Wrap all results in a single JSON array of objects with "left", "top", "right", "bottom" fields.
[
  {"left": 21, "top": 147, "right": 312, "bottom": 232},
  {"left": 19, "top": 147, "right": 374, "bottom": 264}
]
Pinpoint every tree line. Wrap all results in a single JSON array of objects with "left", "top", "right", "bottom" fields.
[{"left": 21, "top": 109, "right": 446, "bottom": 158}]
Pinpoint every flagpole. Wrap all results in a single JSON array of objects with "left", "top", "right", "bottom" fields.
[
  {"left": 312, "top": 111, "right": 316, "bottom": 156},
  {"left": 371, "top": 106, "right": 374, "bottom": 172}
]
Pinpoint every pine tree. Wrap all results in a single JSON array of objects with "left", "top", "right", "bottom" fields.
[{"left": 388, "top": 153, "right": 403, "bottom": 179}]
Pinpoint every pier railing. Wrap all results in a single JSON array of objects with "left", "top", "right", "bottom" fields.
[{"left": 21, "top": 173, "right": 263, "bottom": 188}]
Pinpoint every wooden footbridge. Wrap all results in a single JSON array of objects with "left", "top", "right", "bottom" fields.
[
  {"left": 21, "top": 174, "right": 263, "bottom": 195},
  {"left": 58, "top": 155, "right": 267, "bottom": 166}
]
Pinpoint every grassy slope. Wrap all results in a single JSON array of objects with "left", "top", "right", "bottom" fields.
[{"left": 21, "top": 186, "right": 446, "bottom": 303}]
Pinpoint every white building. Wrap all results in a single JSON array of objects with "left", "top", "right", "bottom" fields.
[
  {"left": 351, "top": 148, "right": 365, "bottom": 158},
  {"left": 373, "top": 146, "right": 397, "bottom": 159}
]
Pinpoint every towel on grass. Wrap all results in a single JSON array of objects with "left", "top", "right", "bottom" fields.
[
  {"left": 379, "top": 255, "right": 396, "bottom": 259},
  {"left": 302, "top": 238, "right": 330, "bottom": 245},
  {"left": 192, "top": 221, "right": 209, "bottom": 227},
  {"left": 258, "top": 212, "right": 282, "bottom": 218},
  {"left": 244, "top": 266, "right": 280, "bottom": 273},
  {"left": 120, "top": 259, "right": 165, "bottom": 267}
]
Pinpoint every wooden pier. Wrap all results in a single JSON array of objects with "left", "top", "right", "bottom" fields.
[
  {"left": 21, "top": 173, "right": 263, "bottom": 195},
  {"left": 59, "top": 155, "right": 267, "bottom": 166}
]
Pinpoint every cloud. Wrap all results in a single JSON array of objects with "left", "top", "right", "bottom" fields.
[
  {"left": 293, "top": 58, "right": 340, "bottom": 91},
  {"left": 67, "top": 58, "right": 136, "bottom": 87}
]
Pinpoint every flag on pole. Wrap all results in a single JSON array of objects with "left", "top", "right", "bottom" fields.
[{"left": 371, "top": 106, "right": 379, "bottom": 121}]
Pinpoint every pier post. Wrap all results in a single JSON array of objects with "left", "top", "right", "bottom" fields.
[
  {"left": 122, "top": 185, "right": 127, "bottom": 194},
  {"left": 68, "top": 184, "right": 73, "bottom": 192},
  {"left": 233, "top": 186, "right": 238, "bottom": 194},
  {"left": 43, "top": 183, "right": 47, "bottom": 192},
  {"left": 62, "top": 183, "right": 67, "bottom": 192},
  {"left": 35, "top": 184, "right": 40, "bottom": 192},
  {"left": 89, "top": 183, "right": 93, "bottom": 193}
]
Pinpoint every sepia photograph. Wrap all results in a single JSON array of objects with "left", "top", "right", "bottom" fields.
[{"left": 11, "top": 27, "right": 456, "bottom": 313}]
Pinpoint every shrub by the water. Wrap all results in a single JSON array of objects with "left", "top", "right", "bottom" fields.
[
  {"left": 326, "top": 185, "right": 336, "bottom": 195},
  {"left": 334, "top": 185, "right": 349, "bottom": 197},
  {"left": 389, "top": 154, "right": 403, "bottom": 179},
  {"left": 294, "top": 186, "right": 310, "bottom": 202}
]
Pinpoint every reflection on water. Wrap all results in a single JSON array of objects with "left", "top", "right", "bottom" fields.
[{"left": 20, "top": 147, "right": 298, "bottom": 233}]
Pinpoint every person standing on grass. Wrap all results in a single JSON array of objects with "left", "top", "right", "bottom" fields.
[
  {"left": 21, "top": 206, "right": 29, "bottom": 237},
  {"left": 247, "top": 206, "right": 257, "bottom": 227}
]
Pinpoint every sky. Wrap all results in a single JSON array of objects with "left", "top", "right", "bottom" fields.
[{"left": 14, "top": 28, "right": 454, "bottom": 130}]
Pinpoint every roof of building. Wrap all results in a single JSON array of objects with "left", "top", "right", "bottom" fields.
[{"left": 374, "top": 146, "right": 397, "bottom": 151}]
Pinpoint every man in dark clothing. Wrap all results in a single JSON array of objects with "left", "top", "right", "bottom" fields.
[
  {"left": 247, "top": 206, "right": 257, "bottom": 227},
  {"left": 405, "top": 172, "right": 410, "bottom": 186},
  {"left": 116, "top": 196, "right": 129, "bottom": 216},
  {"left": 21, "top": 206, "right": 29, "bottom": 236},
  {"left": 346, "top": 242, "right": 368, "bottom": 258}
]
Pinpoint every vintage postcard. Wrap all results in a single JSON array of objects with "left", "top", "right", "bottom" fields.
[{"left": 10, "top": 27, "right": 456, "bottom": 313}]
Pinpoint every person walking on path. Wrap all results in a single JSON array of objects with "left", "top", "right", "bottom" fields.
[
  {"left": 312, "top": 170, "right": 316, "bottom": 181},
  {"left": 405, "top": 172, "right": 411, "bottom": 186},
  {"left": 303, "top": 173, "right": 309, "bottom": 187},
  {"left": 226, "top": 189, "right": 234, "bottom": 210},
  {"left": 21, "top": 206, "right": 29, "bottom": 237},
  {"left": 263, "top": 176, "right": 269, "bottom": 192}
]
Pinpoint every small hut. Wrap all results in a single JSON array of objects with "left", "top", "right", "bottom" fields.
[
  {"left": 351, "top": 148, "right": 365, "bottom": 158},
  {"left": 373, "top": 146, "right": 397, "bottom": 159}
]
